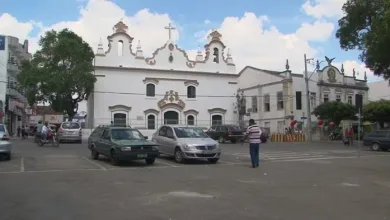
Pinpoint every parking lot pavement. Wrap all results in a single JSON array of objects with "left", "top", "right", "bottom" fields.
[{"left": 1, "top": 150, "right": 390, "bottom": 219}]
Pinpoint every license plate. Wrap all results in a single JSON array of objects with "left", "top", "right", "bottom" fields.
[{"left": 137, "top": 154, "right": 147, "bottom": 158}]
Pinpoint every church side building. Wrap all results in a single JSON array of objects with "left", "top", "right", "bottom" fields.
[
  {"left": 87, "top": 21, "right": 237, "bottom": 136},
  {"left": 237, "top": 59, "right": 369, "bottom": 133}
]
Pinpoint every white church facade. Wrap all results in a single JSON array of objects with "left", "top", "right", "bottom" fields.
[{"left": 86, "top": 21, "right": 238, "bottom": 135}]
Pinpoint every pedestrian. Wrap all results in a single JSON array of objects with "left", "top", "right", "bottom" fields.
[
  {"left": 347, "top": 126, "right": 354, "bottom": 145},
  {"left": 245, "top": 119, "right": 262, "bottom": 168},
  {"left": 17, "top": 126, "right": 21, "bottom": 137}
]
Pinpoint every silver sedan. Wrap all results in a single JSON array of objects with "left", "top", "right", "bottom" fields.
[
  {"left": 0, "top": 124, "right": 12, "bottom": 160},
  {"left": 152, "top": 125, "right": 221, "bottom": 164}
]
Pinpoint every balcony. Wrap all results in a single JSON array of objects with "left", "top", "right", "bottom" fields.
[
  {"left": 6, "top": 63, "right": 19, "bottom": 73},
  {"left": 7, "top": 81, "right": 27, "bottom": 103}
]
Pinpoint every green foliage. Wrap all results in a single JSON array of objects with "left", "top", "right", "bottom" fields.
[
  {"left": 336, "top": 0, "right": 390, "bottom": 79},
  {"left": 312, "top": 101, "right": 357, "bottom": 125},
  {"left": 17, "top": 29, "right": 96, "bottom": 119},
  {"left": 363, "top": 99, "right": 390, "bottom": 127}
]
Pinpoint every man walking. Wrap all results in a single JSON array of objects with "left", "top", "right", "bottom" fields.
[{"left": 245, "top": 119, "right": 262, "bottom": 168}]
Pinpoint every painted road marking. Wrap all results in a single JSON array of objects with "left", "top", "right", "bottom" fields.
[{"left": 82, "top": 156, "right": 107, "bottom": 171}]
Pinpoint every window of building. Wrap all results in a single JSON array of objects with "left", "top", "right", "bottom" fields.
[
  {"left": 187, "top": 86, "right": 196, "bottom": 98},
  {"left": 264, "top": 94, "right": 270, "bottom": 112},
  {"left": 187, "top": 115, "right": 195, "bottom": 125},
  {"left": 323, "top": 93, "right": 329, "bottom": 103},
  {"left": 336, "top": 94, "right": 341, "bottom": 102},
  {"left": 146, "top": 84, "right": 155, "bottom": 97},
  {"left": 213, "top": 48, "right": 219, "bottom": 63},
  {"left": 251, "top": 96, "right": 258, "bottom": 113},
  {"left": 118, "top": 40, "right": 123, "bottom": 56},
  {"left": 347, "top": 95, "right": 353, "bottom": 105},
  {"left": 277, "top": 92, "right": 284, "bottom": 110},
  {"left": 147, "top": 115, "right": 155, "bottom": 130},
  {"left": 296, "top": 91, "right": 302, "bottom": 110},
  {"left": 310, "top": 92, "right": 316, "bottom": 108}
]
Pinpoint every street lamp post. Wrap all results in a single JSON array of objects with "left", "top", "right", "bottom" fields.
[{"left": 304, "top": 54, "right": 324, "bottom": 142}]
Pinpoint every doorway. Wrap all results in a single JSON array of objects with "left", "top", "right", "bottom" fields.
[{"left": 164, "top": 111, "right": 179, "bottom": 125}]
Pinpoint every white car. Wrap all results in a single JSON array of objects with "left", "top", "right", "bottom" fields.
[
  {"left": 0, "top": 124, "right": 12, "bottom": 160},
  {"left": 152, "top": 125, "right": 221, "bottom": 164}
]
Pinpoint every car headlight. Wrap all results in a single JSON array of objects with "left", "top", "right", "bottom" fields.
[
  {"left": 121, "top": 146, "right": 132, "bottom": 151},
  {"left": 215, "top": 143, "right": 219, "bottom": 148},
  {"left": 183, "top": 144, "right": 195, "bottom": 151}
]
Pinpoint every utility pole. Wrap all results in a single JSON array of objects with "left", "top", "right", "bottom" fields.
[{"left": 304, "top": 54, "right": 312, "bottom": 141}]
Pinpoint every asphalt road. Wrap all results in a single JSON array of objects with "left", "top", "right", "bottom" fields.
[{"left": 1, "top": 139, "right": 390, "bottom": 220}]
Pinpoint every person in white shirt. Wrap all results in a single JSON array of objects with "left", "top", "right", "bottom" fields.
[
  {"left": 41, "top": 121, "right": 50, "bottom": 140},
  {"left": 245, "top": 119, "right": 262, "bottom": 168}
]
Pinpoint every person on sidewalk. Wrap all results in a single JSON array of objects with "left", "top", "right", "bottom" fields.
[
  {"left": 245, "top": 119, "right": 262, "bottom": 168},
  {"left": 347, "top": 126, "right": 354, "bottom": 145}
]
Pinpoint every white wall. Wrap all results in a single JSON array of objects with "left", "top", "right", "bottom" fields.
[
  {"left": 0, "top": 35, "right": 7, "bottom": 108},
  {"left": 92, "top": 67, "right": 238, "bottom": 129}
]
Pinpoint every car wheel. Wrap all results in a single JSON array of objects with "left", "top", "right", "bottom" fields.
[
  {"left": 218, "top": 136, "right": 225, "bottom": 143},
  {"left": 208, "top": 158, "right": 219, "bottom": 164},
  {"left": 78, "top": 140, "right": 82, "bottom": 144},
  {"left": 145, "top": 158, "right": 155, "bottom": 165},
  {"left": 174, "top": 148, "right": 185, "bottom": 164},
  {"left": 5, "top": 153, "right": 11, "bottom": 161},
  {"left": 91, "top": 147, "right": 99, "bottom": 160},
  {"left": 371, "top": 143, "right": 381, "bottom": 151},
  {"left": 110, "top": 150, "right": 120, "bottom": 166}
]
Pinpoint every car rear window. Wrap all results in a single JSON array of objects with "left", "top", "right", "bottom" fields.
[
  {"left": 228, "top": 126, "right": 241, "bottom": 131},
  {"left": 0, "top": 125, "right": 5, "bottom": 132},
  {"left": 62, "top": 122, "right": 80, "bottom": 129}
]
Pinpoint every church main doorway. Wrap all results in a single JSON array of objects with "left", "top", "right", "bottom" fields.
[{"left": 164, "top": 111, "right": 179, "bottom": 125}]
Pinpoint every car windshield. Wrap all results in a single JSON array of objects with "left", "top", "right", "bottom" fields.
[
  {"left": 111, "top": 129, "right": 145, "bottom": 140},
  {"left": 62, "top": 122, "right": 80, "bottom": 129},
  {"left": 174, "top": 127, "right": 209, "bottom": 138}
]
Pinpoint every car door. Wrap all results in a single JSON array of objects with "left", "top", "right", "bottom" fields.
[
  {"left": 89, "top": 127, "right": 102, "bottom": 148},
  {"left": 155, "top": 126, "right": 168, "bottom": 153},
  {"left": 165, "top": 127, "right": 177, "bottom": 155},
  {"left": 98, "top": 129, "right": 111, "bottom": 156},
  {"left": 220, "top": 126, "right": 229, "bottom": 138},
  {"left": 206, "top": 126, "right": 217, "bottom": 139}
]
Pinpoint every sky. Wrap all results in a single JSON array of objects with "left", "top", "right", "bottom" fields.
[{"left": 0, "top": 0, "right": 384, "bottom": 82}]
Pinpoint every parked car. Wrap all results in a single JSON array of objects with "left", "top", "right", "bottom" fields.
[
  {"left": 87, "top": 125, "right": 160, "bottom": 165},
  {"left": 241, "top": 126, "right": 270, "bottom": 139},
  {"left": 0, "top": 124, "right": 11, "bottom": 160},
  {"left": 206, "top": 124, "right": 243, "bottom": 143},
  {"left": 362, "top": 130, "right": 390, "bottom": 151},
  {"left": 152, "top": 125, "right": 221, "bottom": 163},
  {"left": 58, "top": 122, "right": 82, "bottom": 143}
]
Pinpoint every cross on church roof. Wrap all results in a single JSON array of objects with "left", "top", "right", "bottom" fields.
[{"left": 165, "top": 23, "right": 176, "bottom": 40}]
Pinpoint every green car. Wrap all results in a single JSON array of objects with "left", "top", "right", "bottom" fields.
[{"left": 87, "top": 126, "right": 160, "bottom": 166}]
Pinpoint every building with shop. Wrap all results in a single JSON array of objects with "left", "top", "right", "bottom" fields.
[{"left": 0, "top": 35, "right": 30, "bottom": 134}]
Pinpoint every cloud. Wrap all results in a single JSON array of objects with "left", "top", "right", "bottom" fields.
[
  {"left": 302, "top": 0, "right": 346, "bottom": 19},
  {"left": 0, "top": 0, "right": 377, "bottom": 82},
  {"left": 334, "top": 60, "right": 382, "bottom": 82},
  {"left": 204, "top": 19, "right": 211, "bottom": 24}
]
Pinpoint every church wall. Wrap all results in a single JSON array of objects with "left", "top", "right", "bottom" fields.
[
  {"left": 237, "top": 67, "right": 284, "bottom": 89},
  {"left": 92, "top": 67, "right": 238, "bottom": 130}
]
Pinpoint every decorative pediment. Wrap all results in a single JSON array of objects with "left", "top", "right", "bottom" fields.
[
  {"left": 144, "top": 108, "right": 160, "bottom": 115},
  {"left": 184, "top": 80, "right": 199, "bottom": 87},
  {"left": 183, "top": 109, "right": 199, "bottom": 116},
  {"left": 346, "top": 89, "right": 354, "bottom": 94},
  {"left": 323, "top": 87, "right": 331, "bottom": 92},
  {"left": 335, "top": 89, "right": 342, "bottom": 94},
  {"left": 158, "top": 90, "right": 185, "bottom": 110},
  {"left": 108, "top": 105, "right": 131, "bottom": 112},
  {"left": 143, "top": 78, "right": 159, "bottom": 84},
  {"left": 208, "top": 108, "right": 227, "bottom": 114}
]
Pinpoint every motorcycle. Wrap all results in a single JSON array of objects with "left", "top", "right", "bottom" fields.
[{"left": 37, "top": 130, "right": 59, "bottom": 147}]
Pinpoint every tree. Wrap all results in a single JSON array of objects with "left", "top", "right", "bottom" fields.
[
  {"left": 363, "top": 99, "right": 390, "bottom": 128},
  {"left": 335, "top": 0, "right": 390, "bottom": 79},
  {"left": 312, "top": 101, "right": 357, "bottom": 125},
  {"left": 18, "top": 29, "right": 96, "bottom": 119}
]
